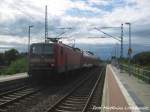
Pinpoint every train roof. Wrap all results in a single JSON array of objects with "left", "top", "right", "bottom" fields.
[
  {"left": 83, "top": 50, "right": 97, "bottom": 58},
  {"left": 57, "top": 42, "right": 82, "bottom": 53},
  {"left": 31, "top": 42, "right": 97, "bottom": 58},
  {"left": 31, "top": 42, "right": 53, "bottom": 45},
  {"left": 31, "top": 42, "right": 82, "bottom": 53}
]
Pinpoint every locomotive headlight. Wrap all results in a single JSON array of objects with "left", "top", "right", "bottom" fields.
[
  {"left": 49, "top": 63, "right": 54, "bottom": 67},
  {"left": 51, "top": 64, "right": 54, "bottom": 67}
]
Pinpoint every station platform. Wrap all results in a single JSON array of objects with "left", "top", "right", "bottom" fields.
[
  {"left": 0, "top": 73, "right": 28, "bottom": 83},
  {"left": 101, "top": 65, "right": 150, "bottom": 112}
]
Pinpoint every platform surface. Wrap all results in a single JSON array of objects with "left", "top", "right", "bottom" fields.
[
  {"left": 0, "top": 73, "right": 28, "bottom": 83},
  {"left": 101, "top": 65, "right": 150, "bottom": 112}
]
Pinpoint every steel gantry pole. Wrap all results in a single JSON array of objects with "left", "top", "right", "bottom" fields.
[
  {"left": 92, "top": 25, "right": 124, "bottom": 67},
  {"left": 120, "top": 24, "right": 123, "bottom": 59},
  {"left": 45, "top": 5, "right": 48, "bottom": 43},
  {"left": 94, "top": 25, "right": 123, "bottom": 59},
  {"left": 28, "top": 25, "right": 34, "bottom": 54},
  {"left": 28, "top": 25, "right": 33, "bottom": 73},
  {"left": 119, "top": 24, "right": 124, "bottom": 72}
]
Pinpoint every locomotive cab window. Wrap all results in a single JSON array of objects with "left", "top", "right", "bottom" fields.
[
  {"left": 43, "top": 44, "right": 53, "bottom": 55},
  {"left": 31, "top": 44, "right": 42, "bottom": 55},
  {"left": 31, "top": 44, "right": 53, "bottom": 55}
]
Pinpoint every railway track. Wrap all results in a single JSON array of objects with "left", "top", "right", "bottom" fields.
[
  {"left": 45, "top": 67, "right": 105, "bottom": 112},
  {"left": 0, "top": 83, "right": 44, "bottom": 112},
  {"left": 0, "top": 67, "right": 105, "bottom": 112},
  {"left": 0, "top": 69, "right": 91, "bottom": 112},
  {"left": 0, "top": 78, "right": 29, "bottom": 93}
]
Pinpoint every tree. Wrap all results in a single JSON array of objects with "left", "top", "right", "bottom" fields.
[
  {"left": 0, "top": 53, "right": 5, "bottom": 65},
  {"left": 4, "top": 49, "right": 19, "bottom": 65},
  {"left": 132, "top": 51, "right": 150, "bottom": 66}
]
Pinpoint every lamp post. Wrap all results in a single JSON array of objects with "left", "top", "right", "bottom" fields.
[
  {"left": 125, "top": 22, "right": 132, "bottom": 76},
  {"left": 28, "top": 25, "right": 33, "bottom": 74},
  {"left": 28, "top": 25, "right": 34, "bottom": 55}
]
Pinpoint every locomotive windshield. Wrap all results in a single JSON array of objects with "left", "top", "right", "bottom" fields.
[{"left": 31, "top": 44, "right": 53, "bottom": 55}]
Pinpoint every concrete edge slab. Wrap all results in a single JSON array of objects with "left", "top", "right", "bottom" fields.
[
  {"left": 0, "top": 73, "right": 28, "bottom": 83},
  {"left": 101, "top": 66, "right": 109, "bottom": 112},
  {"left": 109, "top": 65, "right": 141, "bottom": 112}
]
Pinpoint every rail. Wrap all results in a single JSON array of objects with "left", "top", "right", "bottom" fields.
[
  {"left": 82, "top": 69, "right": 104, "bottom": 112},
  {"left": 0, "top": 84, "right": 44, "bottom": 111},
  {"left": 45, "top": 68, "right": 104, "bottom": 112}
]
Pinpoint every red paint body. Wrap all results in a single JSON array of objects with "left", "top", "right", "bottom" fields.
[{"left": 28, "top": 42, "right": 99, "bottom": 76}]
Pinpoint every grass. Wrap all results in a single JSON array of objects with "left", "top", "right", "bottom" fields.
[{"left": 0, "top": 58, "right": 27, "bottom": 75}]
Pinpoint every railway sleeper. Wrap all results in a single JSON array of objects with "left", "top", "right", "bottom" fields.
[
  {"left": 57, "top": 105, "right": 84, "bottom": 110},
  {"left": 55, "top": 107, "right": 82, "bottom": 112},
  {"left": 67, "top": 97, "right": 88, "bottom": 101},
  {"left": 63, "top": 100, "right": 86, "bottom": 104},
  {"left": 61, "top": 102, "right": 85, "bottom": 107},
  {"left": 55, "top": 108, "right": 81, "bottom": 112}
]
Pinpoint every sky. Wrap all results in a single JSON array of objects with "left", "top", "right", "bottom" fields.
[{"left": 0, "top": 0, "right": 150, "bottom": 59}]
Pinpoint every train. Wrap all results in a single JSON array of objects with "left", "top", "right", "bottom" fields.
[{"left": 28, "top": 41, "right": 99, "bottom": 77}]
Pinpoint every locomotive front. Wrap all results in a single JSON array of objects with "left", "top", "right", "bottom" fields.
[{"left": 28, "top": 43, "right": 56, "bottom": 76}]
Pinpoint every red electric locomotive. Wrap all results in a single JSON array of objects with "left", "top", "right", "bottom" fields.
[{"left": 28, "top": 41, "right": 99, "bottom": 77}]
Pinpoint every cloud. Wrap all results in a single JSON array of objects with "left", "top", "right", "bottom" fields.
[
  {"left": 0, "top": 0, "right": 150, "bottom": 54},
  {"left": 0, "top": 0, "right": 102, "bottom": 22},
  {"left": 88, "top": 0, "right": 112, "bottom": 6}
]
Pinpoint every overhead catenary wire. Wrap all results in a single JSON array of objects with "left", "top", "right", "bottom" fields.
[{"left": 94, "top": 28, "right": 121, "bottom": 41}]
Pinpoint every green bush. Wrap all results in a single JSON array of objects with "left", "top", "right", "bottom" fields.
[
  {"left": 4, "top": 48, "right": 20, "bottom": 65},
  {"left": 4, "top": 58, "right": 27, "bottom": 75}
]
